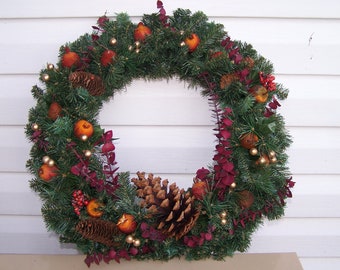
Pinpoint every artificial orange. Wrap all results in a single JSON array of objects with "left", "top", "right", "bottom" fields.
[
  {"left": 86, "top": 199, "right": 104, "bottom": 218},
  {"left": 184, "top": 33, "right": 200, "bottom": 52},
  {"left": 74, "top": 119, "right": 94, "bottom": 139},
  {"left": 239, "top": 132, "right": 259, "bottom": 149},
  {"left": 117, "top": 214, "right": 137, "bottom": 234},
  {"left": 38, "top": 164, "right": 58, "bottom": 182}
]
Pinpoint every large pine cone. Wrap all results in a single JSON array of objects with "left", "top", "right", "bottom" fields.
[{"left": 132, "top": 172, "right": 201, "bottom": 240}]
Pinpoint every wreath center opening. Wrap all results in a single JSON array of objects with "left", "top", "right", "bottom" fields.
[{"left": 99, "top": 78, "right": 215, "bottom": 186}]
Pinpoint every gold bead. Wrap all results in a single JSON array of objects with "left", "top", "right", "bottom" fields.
[
  {"left": 249, "top": 148, "right": 258, "bottom": 156},
  {"left": 179, "top": 30, "right": 185, "bottom": 35},
  {"left": 270, "top": 156, "right": 277, "bottom": 163},
  {"left": 220, "top": 211, "right": 227, "bottom": 218},
  {"left": 48, "top": 159, "right": 55, "bottom": 167},
  {"left": 259, "top": 156, "right": 267, "bottom": 164},
  {"left": 230, "top": 182, "right": 236, "bottom": 189},
  {"left": 135, "top": 48, "right": 140, "bottom": 54},
  {"left": 42, "top": 156, "right": 50, "bottom": 164},
  {"left": 221, "top": 218, "right": 227, "bottom": 225},
  {"left": 180, "top": 41, "right": 186, "bottom": 47},
  {"left": 41, "top": 73, "right": 50, "bottom": 82},
  {"left": 84, "top": 150, "right": 92, "bottom": 157},
  {"left": 125, "top": 235, "right": 134, "bottom": 244},
  {"left": 133, "top": 239, "right": 141, "bottom": 247},
  {"left": 128, "top": 45, "right": 133, "bottom": 51},
  {"left": 47, "top": 63, "right": 54, "bottom": 70},
  {"left": 269, "top": 150, "right": 276, "bottom": 158},
  {"left": 109, "top": 38, "right": 117, "bottom": 45},
  {"left": 134, "top": 41, "right": 141, "bottom": 48},
  {"left": 32, "top": 123, "right": 39, "bottom": 130},
  {"left": 81, "top": 135, "right": 88, "bottom": 141}
]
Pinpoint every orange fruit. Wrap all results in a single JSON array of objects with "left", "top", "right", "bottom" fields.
[
  {"left": 74, "top": 120, "right": 94, "bottom": 139},
  {"left": 48, "top": 102, "right": 62, "bottom": 120},
  {"left": 250, "top": 85, "right": 269, "bottom": 103},
  {"left": 61, "top": 51, "right": 80, "bottom": 68},
  {"left": 117, "top": 214, "right": 137, "bottom": 234},
  {"left": 184, "top": 33, "right": 200, "bottom": 52},
  {"left": 86, "top": 199, "right": 104, "bottom": 218},
  {"left": 240, "top": 132, "right": 259, "bottom": 149},
  {"left": 38, "top": 164, "right": 58, "bottom": 182},
  {"left": 192, "top": 181, "right": 207, "bottom": 200},
  {"left": 134, "top": 22, "right": 152, "bottom": 42}
]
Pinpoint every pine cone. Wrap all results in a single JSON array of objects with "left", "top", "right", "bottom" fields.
[
  {"left": 69, "top": 71, "right": 105, "bottom": 96},
  {"left": 132, "top": 172, "right": 201, "bottom": 240},
  {"left": 220, "top": 73, "right": 238, "bottom": 89},
  {"left": 75, "top": 218, "right": 121, "bottom": 247},
  {"left": 243, "top": 57, "right": 255, "bottom": 69}
]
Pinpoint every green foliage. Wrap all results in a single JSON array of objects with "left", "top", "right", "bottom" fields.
[{"left": 25, "top": 7, "right": 293, "bottom": 265}]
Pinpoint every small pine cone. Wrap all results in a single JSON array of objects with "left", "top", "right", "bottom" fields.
[
  {"left": 220, "top": 73, "right": 238, "bottom": 89},
  {"left": 243, "top": 57, "right": 255, "bottom": 69},
  {"left": 75, "top": 218, "right": 120, "bottom": 247},
  {"left": 131, "top": 172, "right": 200, "bottom": 240},
  {"left": 69, "top": 71, "right": 105, "bottom": 96}
]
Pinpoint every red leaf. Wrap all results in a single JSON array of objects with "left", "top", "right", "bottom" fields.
[{"left": 220, "top": 130, "right": 231, "bottom": 139}]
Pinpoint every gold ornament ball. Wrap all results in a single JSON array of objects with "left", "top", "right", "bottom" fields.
[
  {"left": 32, "top": 123, "right": 39, "bottom": 130},
  {"left": 109, "top": 38, "right": 117, "bottom": 45},
  {"left": 180, "top": 41, "right": 186, "bottom": 47},
  {"left": 81, "top": 135, "right": 88, "bottom": 141},
  {"left": 230, "top": 182, "right": 237, "bottom": 189},
  {"left": 135, "top": 48, "right": 140, "bottom": 54},
  {"left": 48, "top": 159, "right": 55, "bottom": 167},
  {"left": 125, "top": 235, "right": 134, "bottom": 244},
  {"left": 220, "top": 211, "right": 227, "bottom": 218},
  {"left": 41, "top": 73, "right": 50, "bottom": 82},
  {"left": 128, "top": 45, "right": 133, "bottom": 51},
  {"left": 84, "top": 150, "right": 92, "bottom": 157},
  {"left": 221, "top": 218, "right": 227, "bottom": 225},
  {"left": 134, "top": 41, "right": 141, "bottom": 48},
  {"left": 259, "top": 156, "right": 267, "bottom": 164},
  {"left": 47, "top": 63, "right": 54, "bottom": 70},
  {"left": 269, "top": 150, "right": 276, "bottom": 158},
  {"left": 270, "top": 156, "right": 278, "bottom": 163},
  {"left": 42, "top": 156, "right": 50, "bottom": 164},
  {"left": 133, "top": 239, "right": 141, "bottom": 247},
  {"left": 249, "top": 148, "right": 258, "bottom": 156},
  {"left": 179, "top": 30, "right": 185, "bottom": 35}
]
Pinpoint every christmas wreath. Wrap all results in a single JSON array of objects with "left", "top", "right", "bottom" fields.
[{"left": 26, "top": 1, "right": 294, "bottom": 266}]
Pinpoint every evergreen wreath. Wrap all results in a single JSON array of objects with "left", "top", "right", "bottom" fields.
[{"left": 26, "top": 1, "right": 294, "bottom": 266}]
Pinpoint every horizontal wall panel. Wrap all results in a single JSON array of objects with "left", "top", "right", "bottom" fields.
[
  {"left": 2, "top": 76, "right": 339, "bottom": 127},
  {"left": 2, "top": 125, "right": 339, "bottom": 174},
  {"left": 1, "top": 0, "right": 339, "bottom": 19},
  {"left": 1, "top": 18, "right": 339, "bottom": 75},
  {"left": 299, "top": 258, "right": 340, "bottom": 270},
  {"left": 1, "top": 174, "right": 338, "bottom": 218}
]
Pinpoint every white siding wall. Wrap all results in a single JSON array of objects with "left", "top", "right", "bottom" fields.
[{"left": 1, "top": 0, "right": 339, "bottom": 269}]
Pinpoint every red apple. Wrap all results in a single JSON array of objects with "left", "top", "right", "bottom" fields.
[
  {"left": 61, "top": 51, "right": 80, "bottom": 68},
  {"left": 100, "top": 50, "right": 117, "bottom": 67}
]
